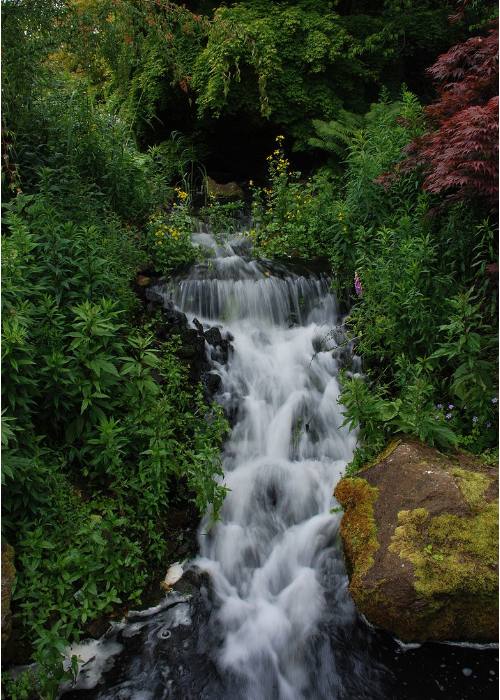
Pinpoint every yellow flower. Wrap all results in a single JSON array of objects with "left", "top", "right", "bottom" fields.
[
  {"left": 276, "top": 135, "right": 285, "bottom": 142},
  {"left": 174, "top": 187, "right": 188, "bottom": 201}
]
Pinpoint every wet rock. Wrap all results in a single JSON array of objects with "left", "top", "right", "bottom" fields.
[
  {"left": 135, "top": 273, "right": 162, "bottom": 304},
  {"left": 204, "top": 372, "right": 222, "bottom": 395},
  {"left": 204, "top": 327, "right": 223, "bottom": 348},
  {"left": 161, "top": 303, "right": 189, "bottom": 332},
  {"left": 136, "top": 275, "right": 151, "bottom": 287},
  {"left": 145, "top": 287, "right": 165, "bottom": 306},
  {"left": 143, "top": 294, "right": 230, "bottom": 394},
  {"left": 204, "top": 326, "right": 232, "bottom": 366},
  {"left": 86, "top": 618, "right": 112, "bottom": 640},
  {"left": 218, "top": 339, "right": 230, "bottom": 364},
  {"left": 2, "top": 543, "right": 16, "bottom": 646},
  {"left": 192, "top": 318, "right": 205, "bottom": 334},
  {"left": 147, "top": 303, "right": 210, "bottom": 383},
  {"left": 61, "top": 569, "right": 225, "bottom": 700},
  {"left": 334, "top": 439, "right": 498, "bottom": 643},
  {"left": 177, "top": 329, "right": 206, "bottom": 360}
]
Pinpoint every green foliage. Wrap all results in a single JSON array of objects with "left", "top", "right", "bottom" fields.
[
  {"left": 340, "top": 371, "right": 459, "bottom": 472},
  {"left": 145, "top": 188, "right": 198, "bottom": 274},
  {"left": 2, "top": 7, "right": 232, "bottom": 690},
  {"left": 199, "top": 199, "right": 243, "bottom": 239},
  {"left": 429, "top": 290, "right": 498, "bottom": 413},
  {"left": 348, "top": 215, "right": 446, "bottom": 366},
  {"left": 336, "top": 94, "right": 498, "bottom": 465},
  {"left": 191, "top": 1, "right": 461, "bottom": 147},
  {"left": 2, "top": 668, "right": 39, "bottom": 700},
  {"left": 251, "top": 92, "right": 425, "bottom": 269},
  {"left": 252, "top": 90, "right": 497, "bottom": 466},
  {"left": 2, "top": 187, "right": 229, "bottom": 694},
  {"left": 251, "top": 136, "right": 338, "bottom": 259},
  {"left": 63, "top": 1, "right": 208, "bottom": 134},
  {"left": 31, "top": 0, "right": 468, "bottom": 149},
  {"left": 308, "top": 110, "right": 365, "bottom": 161}
]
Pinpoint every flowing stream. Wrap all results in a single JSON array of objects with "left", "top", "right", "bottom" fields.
[
  {"left": 173, "top": 232, "right": 365, "bottom": 698},
  {"left": 63, "top": 232, "right": 498, "bottom": 700}
]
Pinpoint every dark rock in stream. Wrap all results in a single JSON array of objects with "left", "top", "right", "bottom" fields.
[
  {"left": 61, "top": 569, "right": 226, "bottom": 700},
  {"left": 204, "top": 372, "right": 222, "bottom": 395},
  {"left": 192, "top": 318, "right": 205, "bottom": 335},
  {"left": 145, "top": 294, "right": 232, "bottom": 398},
  {"left": 204, "top": 326, "right": 231, "bottom": 365},
  {"left": 204, "top": 326, "right": 223, "bottom": 348}
]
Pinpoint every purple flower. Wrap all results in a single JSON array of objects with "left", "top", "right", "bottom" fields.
[
  {"left": 354, "top": 272, "right": 363, "bottom": 297},
  {"left": 445, "top": 412, "right": 452, "bottom": 420},
  {"left": 448, "top": 404, "right": 454, "bottom": 410},
  {"left": 436, "top": 403, "right": 443, "bottom": 410},
  {"left": 492, "top": 397, "right": 498, "bottom": 404},
  {"left": 472, "top": 416, "right": 478, "bottom": 424},
  {"left": 486, "top": 421, "right": 492, "bottom": 428}
]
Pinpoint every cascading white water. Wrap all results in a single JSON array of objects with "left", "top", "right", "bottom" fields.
[{"left": 162, "top": 232, "right": 361, "bottom": 699}]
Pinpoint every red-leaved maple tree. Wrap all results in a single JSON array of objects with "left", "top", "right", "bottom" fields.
[{"left": 396, "top": 28, "right": 499, "bottom": 209}]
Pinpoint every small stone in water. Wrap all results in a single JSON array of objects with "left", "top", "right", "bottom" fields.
[
  {"left": 462, "top": 668, "right": 473, "bottom": 677},
  {"left": 160, "top": 562, "right": 184, "bottom": 592}
]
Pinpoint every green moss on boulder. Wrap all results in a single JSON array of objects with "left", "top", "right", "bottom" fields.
[
  {"left": 334, "top": 478, "right": 379, "bottom": 589},
  {"left": 334, "top": 439, "right": 498, "bottom": 642}
]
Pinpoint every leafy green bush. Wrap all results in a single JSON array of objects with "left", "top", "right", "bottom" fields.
[
  {"left": 200, "top": 199, "right": 243, "bottom": 239},
  {"left": 191, "top": 1, "right": 464, "bottom": 147},
  {"left": 250, "top": 91, "right": 497, "bottom": 466},
  {"left": 335, "top": 94, "right": 498, "bottom": 466},
  {"left": 145, "top": 188, "right": 198, "bottom": 274},
  {"left": 2, "top": 179, "right": 228, "bottom": 696},
  {"left": 251, "top": 136, "right": 339, "bottom": 259}
]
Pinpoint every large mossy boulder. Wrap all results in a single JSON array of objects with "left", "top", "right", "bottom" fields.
[{"left": 334, "top": 439, "right": 498, "bottom": 643}]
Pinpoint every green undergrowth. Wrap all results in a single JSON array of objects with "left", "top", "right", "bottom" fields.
[
  {"left": 251, "top": 91, "right": 498, "bottom": 467},
  {"left": 2, "top": 183, "right": 229, "bottom": 697},
  {"left": 2, "top": 21, "right": 228, "bottom": 693}
]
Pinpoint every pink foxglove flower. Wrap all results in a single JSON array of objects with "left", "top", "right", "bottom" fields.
[{"left": 354, "top": 271, "right": 363, "bottom": 297}]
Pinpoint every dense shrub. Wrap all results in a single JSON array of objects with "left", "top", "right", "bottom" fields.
[
  {"left": 2, "top": 183, "right": 228, "bottom": 692},
  {"left": 251, "top": 90, "right": 498, "bottom": 464}
]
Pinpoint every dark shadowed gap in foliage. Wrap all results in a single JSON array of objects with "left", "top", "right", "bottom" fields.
[{"left": 143, "top": 106, "right": 327, "bottom": 186}]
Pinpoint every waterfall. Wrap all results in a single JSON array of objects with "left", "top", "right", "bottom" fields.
[{"left": 153, "top": 232, "right": 374, "bottom": 699}]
